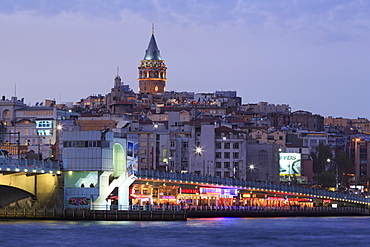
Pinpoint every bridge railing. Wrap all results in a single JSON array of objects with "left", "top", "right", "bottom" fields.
[
  {"left": 89, "top": 204, "right": 367, "bottom": 214},
  {"left": 0, "top": 157, "right": 62, "bottom": 172},
  {"left": 136, "top": 170, "right": 370, "bottom": 204}
]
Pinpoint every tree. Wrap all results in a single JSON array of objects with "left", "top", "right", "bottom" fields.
[
  {"left": 333, "top": 151, "right": 354, "bottom": 188},
  {"left": 315, "top": 171, "right": 336, "bottom": 188},
  {"left": 310, "top": 143, "right": 332, "bottom": 174}
]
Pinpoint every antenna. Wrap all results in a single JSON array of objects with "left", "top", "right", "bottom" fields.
[
  {"left": 152, "top": 23, "right": 154, "bottom": 34},
  {"left": 14, "top": 83, "right": 16, "bottom": 97},
  {"left": 117, "top": 66, "right": 119, "bottom": 76}
]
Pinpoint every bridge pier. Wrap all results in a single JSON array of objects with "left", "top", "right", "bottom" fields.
[{"left": 0, "top": 172, "right": 63, "bottom": 208}]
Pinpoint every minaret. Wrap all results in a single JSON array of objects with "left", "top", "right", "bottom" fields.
[{"left": 138, "top": 25, "right": 167, "bottom": 94}]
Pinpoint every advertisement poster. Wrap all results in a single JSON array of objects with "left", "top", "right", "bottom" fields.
[
  {"left": 279, "top": 153, "right": 301, "bottom": 176},
  {"left": 127, "top": 134, "right": 139, "bottom": 175}
]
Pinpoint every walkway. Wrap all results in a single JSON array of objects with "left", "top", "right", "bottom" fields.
[{"left": 0, "top": 158, "right": 61, "bottom": 175}]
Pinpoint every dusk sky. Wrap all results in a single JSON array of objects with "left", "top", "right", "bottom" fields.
[{"left": 1, "top": 0, "right": 369, "bottom": 119}]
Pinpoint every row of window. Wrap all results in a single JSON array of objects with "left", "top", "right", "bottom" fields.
[
  {"left": 215, "top": 161, "right": 239, "bottom": 168},
  {"left": 215, "top": 171, "right": 231, "bottom": 178},
  {"left": 63, "top": 141, "right": 110, "bottom": 148},
  {"left": 215, "top": 142, "right": 239, "bottom": 149},
  {"left": 215, "top": 152, "right": 239, "bottom": 159},
  {"left": 255, "top": 134, "right": 284, "bottom": 140}
]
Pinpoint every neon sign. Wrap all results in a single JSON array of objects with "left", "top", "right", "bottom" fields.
[
  {"left": 179, "top": 188, "right": 200, "bottom": 194},
  {"left": 200, "top": 188, "right": 221, "bottom": 195},
  {"left": 161, "top": 196, "right": 176, "bottom": 199}
]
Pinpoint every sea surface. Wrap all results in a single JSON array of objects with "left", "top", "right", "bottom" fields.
[{"left": 1, "top": 217, "right": 369, "bottom": 247}]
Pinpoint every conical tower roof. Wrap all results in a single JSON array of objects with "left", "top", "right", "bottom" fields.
[{"left": 143, "top": 34, "right": 162, "bottom": 60}]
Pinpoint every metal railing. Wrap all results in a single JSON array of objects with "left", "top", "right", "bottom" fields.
[
  {"left": 88, "top": 204, "right": 368, "bottom": 214},
  {"left": 136, "top": 170, "right": 370, "bottom": 204},
  {"left": 0, "top": 157, "right": 61, "bottom": 174}
]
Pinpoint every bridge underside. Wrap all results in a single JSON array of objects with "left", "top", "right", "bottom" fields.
[{"left": 0, "top": 185, "right": 34, "bottom": 207}]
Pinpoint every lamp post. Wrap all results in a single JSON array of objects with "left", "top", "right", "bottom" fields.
[
  {"left": 327, "top": 159, "right": 338, "bottom": 191},
  {"left": 248, "top": 164, "right": 257, "bottom": 180},
  {"left": 195, "top": 146, "right": 205, "bottom": 175},
  {"left": 56, "top": 124, "right": 63, "bottom": 161},
  {"left": 354, "top": 138, "right": 361, "bottom": 186}
]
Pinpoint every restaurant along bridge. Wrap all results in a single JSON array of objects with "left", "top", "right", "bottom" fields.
[{"left": 129, "top": 170, "right": 370, "bottom": 211}]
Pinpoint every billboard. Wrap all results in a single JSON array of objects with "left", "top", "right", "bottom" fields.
[
  {"left": 127, "top": 134, "right": 139, "bottom": 175},
  {"left": 279, "top": 153, "right": 301, "bottom": 176}
]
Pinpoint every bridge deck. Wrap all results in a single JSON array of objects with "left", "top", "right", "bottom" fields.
[{"left": 0, "top": 158, "right": 61, "bottom": 174}]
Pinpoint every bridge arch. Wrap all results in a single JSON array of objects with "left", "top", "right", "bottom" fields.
[{"left": 0, "top": 185, "right": 34, "bottom": 207}]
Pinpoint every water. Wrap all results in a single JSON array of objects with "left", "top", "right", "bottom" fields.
[{"left": 1, "top": 217, "right": 370, "bottom": 246}]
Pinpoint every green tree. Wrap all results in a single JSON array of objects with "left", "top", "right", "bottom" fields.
[
  {"left": 310, "top": 143, "right": 332, "bottom": 174},
  {"left": 333, "top": 151, "right": 354, "bottom": 188},
  {"left": 315, "top": 171, "right": 336, "bottom": 188}
]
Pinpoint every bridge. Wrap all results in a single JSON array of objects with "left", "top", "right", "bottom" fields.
[
  {"left": 0, "top": 158, "right": 62, "bottom": 175},
  {"left": 0, "top": 158, "right": 63, "bottom": 208},
  {"left": 135, "top": 170, "right": 370, "bottom": 206}
]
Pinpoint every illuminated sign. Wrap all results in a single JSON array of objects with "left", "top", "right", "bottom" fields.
[
  {"left": 289, "top": 198, "right": 311, "bottom": 202},
  {"left": 200, "top": 188, "right": 221, "bottom": 195},
  {"left": 130, "top": 194, "right": 151, "bottom": 198},
  {"left": 279, "top": 153, "right": 301, "bottom": 176},
  {"left": 200, "top": 188, "right": 237, "bottom": 196},
  {"left": 221, "top": 189, "right": 238, "bottom": 197},
  {"left": 268, "top": 197, "right": 286, "bottom": 201},
  {"left": 179, "top": 188, "right": 200, "bottom": 194},
  {"left": 161, "top": 196, "right": 176, "bottom": 199}
]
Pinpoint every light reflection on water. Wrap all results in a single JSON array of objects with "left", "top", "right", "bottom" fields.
[{"left": 1, "top": 217, "right": 370, "bottom": 246}]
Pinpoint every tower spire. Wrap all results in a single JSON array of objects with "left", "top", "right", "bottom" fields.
[{"left": 138, "top": 26, "right": 167, "bottom": 94}]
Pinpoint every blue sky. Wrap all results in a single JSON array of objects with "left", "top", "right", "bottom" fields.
[{"left": 0, "top": 0, "right": 369, "bottom": 119}]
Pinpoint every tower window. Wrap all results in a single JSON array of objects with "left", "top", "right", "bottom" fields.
[{"left": 155, "top": 86, "right": 159, "bottom": 92}]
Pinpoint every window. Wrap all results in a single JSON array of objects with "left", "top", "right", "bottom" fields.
[
  {"left": 224, "top": 143, "right": 230, "bottom": 149},
  {"left": 215, "top": 152, "right": 222, "bottom": 159},
  {"left": 224, "top": 152, "right": 230, "bottom": 159},
  {"left": 140, "top": 149, "right": 147, "bottom": 155},
  {"left": 310, "top": 139, "right": 317, "bottom": 146},
  {"left": 267, "top": 135, "right": 274, "bottom": 140},
  {"left": 258, "top": 150, "right": 268, "bottom": 166},
  {"left": 256, "top": 134, "right": 262, "bottom": 139},
  {"left": 224, "top": 172, "right": 230, "bottom": 178},
  {"left": 224, "top": 162, "right": 230, "bottom": 168},
  {"left": 3, "top": 109, "right": 11, "bottom": 118},
  {"left": 170, "top": 141, "right": 175, "bottom": 148},
  {"left": 279, "top": 136, "right": 283, "bottom": 140},
  {"left": 216, "top": 142, "right": 222, "bottom": 149},
  {"left": 216, "top": 172, "right": 222, "bottom": 177},
  {"left": 233, "top": 143, "right": 239, "bottom": 149},
  {"left": 182, "top": 142, "right": 188, "bottom": 148},
  {"left": 216, "top": 162, "right": 221, "bottom": 168},
  {"left": 140, "top": 141, "right": 147, "bottom": 147},
  {"left": 233, "top": 152, "right": 239, "bottom": 159}
]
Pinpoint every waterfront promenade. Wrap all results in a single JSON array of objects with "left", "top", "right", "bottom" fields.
[{"left": 0, "top": 205, "right": 367, "bottom": 221}]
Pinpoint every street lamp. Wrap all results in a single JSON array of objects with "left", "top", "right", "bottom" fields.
[
  {"left": 248, "top": 164, "right": 257, "bottom": 180},
  {"left": 55, "top": 124, "right": 63, "bottom": 161},
  {"left": 195, "top": 146, "right": 205, "bottom": 175},
  {"left": 327, "top": 159, "right": 338, "bottom": 191},
  {"left": 354, "top": 138, "right": 361, "bottom": 186}
]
